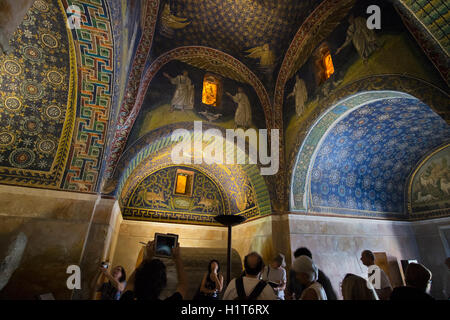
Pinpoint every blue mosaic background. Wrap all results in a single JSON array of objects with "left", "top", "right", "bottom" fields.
[{"left": 309, "top": 97, "right": 450, "bottom": 217}]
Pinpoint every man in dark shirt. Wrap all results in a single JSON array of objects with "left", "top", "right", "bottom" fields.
[
  {"left": 390, "top": 262, "right": 434, "bottom": 300},
  {"left": 287, "top": 247, "right": 337, "bottom": 300}
]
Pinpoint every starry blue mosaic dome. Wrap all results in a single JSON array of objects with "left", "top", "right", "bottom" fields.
[{"left": 291, "top": 91, "right": 450, "bottom": 219}]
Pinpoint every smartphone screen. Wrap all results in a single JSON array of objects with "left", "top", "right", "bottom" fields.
[{"left": 155, "top": 234, "right": 177, "bottom": 257}]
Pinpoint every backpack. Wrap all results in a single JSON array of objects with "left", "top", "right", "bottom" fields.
[{"left": 234, "top": 276, "right": 267, "bottom": 300}]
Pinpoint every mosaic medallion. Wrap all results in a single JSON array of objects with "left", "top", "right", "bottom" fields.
[
  {"left": 9, "top": 148, "right": 35, "bottom": 168},
  {"left": 23, "top": 45, "right": 42, "bottom": 62},
  {"left": 3, "top": 59, "right": 22, "bottom": 76},
  {"left": 21, "top": 80, "right": 43, "bottom": 100},
  {"left": 41, "top": 33, "right": 58, "bottom": 48},
  {"left": 45, "top": 104, "right": 62, "bottom": 119},
  {"left": 33, "top": 0, "right": 50, "bottom": 13},
  {"left": 47, "top": 70, "right": 64, "bottom": 85},
  {"left": 20, "top": 116, "right": 43, "bottom": 136},
  {"left": 37, "top": 138, "right": 56, "bottom": 154},
  {"left": 0, "top": 132, "right": 15, "bottom": 147},
  {"left": 4, "top": 96, "right": 22, "bottom": 112}
]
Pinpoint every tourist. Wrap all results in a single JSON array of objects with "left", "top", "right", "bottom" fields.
[
  {"left": 287, "top": 247, "right": 337, "bottom": 300},
  {"left": 194, "top": 259, "right": 224, "bottom": 300},
  {"left": 120, "top": 240, "right": 187, "bottom": 300},
  {"left": 360, "top": 250, "right": 392, "bottom": 300},
  {"left": 292, "top": 255, "right": 327, "bottom": 300},
  {"left": 261, "top": 253, "right": 287, "bottom": 300},
  {"left": 222, "top": 252, "right": 277, "bottom": 300},
  {"left": 390, "top": 263, "right": 434, "bottom": 300},
  {"left": 341, "top": 273, "right": 379, "bottom": 300},
  {"left": 91, "top": 264, "right": 126, "bottom": 300}
]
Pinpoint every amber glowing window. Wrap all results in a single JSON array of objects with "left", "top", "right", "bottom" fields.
[
  {"left": 175, "top": 174, "right": 187, "bottom": 194},
  {"left": 314, "top": 43, "right": 334, "bottom": 86},
  {"left": 323, "top": 53, "right": 334, "bottom": 80},
  {"left": 202, "top": 74, "right": 222, "bottom": 107},
  {"left": 202, "top": 81, "right": 217, "bottom": 106},
  {"left": 174, "top": 169, "right": 194, "bottom": 196}
]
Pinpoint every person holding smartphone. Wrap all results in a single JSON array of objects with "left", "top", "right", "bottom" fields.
[
  {"left": 261, "top": 253, "right": 287, "bottom": 300},
  {"left": 91, "top": 263, "right": 127, "bottom": 300},
  {"left": 195, "top": 259, "right": 224, "bottom": 300},
  {"left": 120, "top": 240, "right": 187, "bottom": 300}
]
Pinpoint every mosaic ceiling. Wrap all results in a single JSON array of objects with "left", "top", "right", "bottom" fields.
[
  {"left": 0, "top": 0, "right": 75, "bottom": 187},
  {"left": 291, "top": 91, "right": 450, "bottom": 219},
  {"left": 152, "top": 0, "right": 321, "bottom": 85}
]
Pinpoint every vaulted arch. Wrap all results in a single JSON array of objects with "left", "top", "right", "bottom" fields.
[
  {"left": 103, "top": 46, "right": 272, "bottom": 183},
  {"left": 290, "top": 91, "right": 450, "bottom": 219}
]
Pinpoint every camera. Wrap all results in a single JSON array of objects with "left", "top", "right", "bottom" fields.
[
  {"left": 101, "top": 261, "right": 109, "bottom": 269},
  {"left": 154, "top": 233, "right": 179, "bottom": 258}
]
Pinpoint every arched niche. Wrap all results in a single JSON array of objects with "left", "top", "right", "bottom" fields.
[
  {"left": 290, "top": 90, "right": 450, "bottom": 219},
  {"left": 115, "top": 124, "right": 272, "bottom": 225}
]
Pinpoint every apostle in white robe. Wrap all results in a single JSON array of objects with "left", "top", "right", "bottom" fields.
[
  {"left": 163, "top": 70, "right": 194, "bottom": 111},
  {"left": 336, "top": 15, "right": 379, "bottom": 63},
  {"left": 287, "top": 75, "right": 308, "bottom": 117},
  {"left": 226, "top": 87, "right": 252, "bottom": 129}
]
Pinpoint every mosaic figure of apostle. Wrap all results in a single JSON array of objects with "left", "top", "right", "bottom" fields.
[
  {"left": 226, "top": 87, "right": 252, "bottom": 129},
  {"left": 163, "top": 70, "right": 195, "bottom": 112},
  {"left": 287, "top": 75, "right": 308, "bottom": 117},
  {"left": 336, "top": 15, "right": 379, "bottom": 63}
]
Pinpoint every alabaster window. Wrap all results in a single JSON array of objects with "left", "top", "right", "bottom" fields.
[
  {"left": 314, "top": 43, "right": 335, "bottom": 86},
  {"left": 202, "top": 73, "right": 222, "bottom": 107},
  {"left": 173, "top": 169, "right": 195, "bottom": 197}
]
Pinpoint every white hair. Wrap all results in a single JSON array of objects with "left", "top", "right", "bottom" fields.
[{"left": 292, "top": 255, "right": 318, "bottom": 282}]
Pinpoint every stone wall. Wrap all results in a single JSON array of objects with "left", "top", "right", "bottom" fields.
[
  {"left": 231, "top": 215, "right": 292, "bottom": 268},
  {"left": 286, "top": 214, "right": 421, "bottom": 299},
  {"left": 0, "top": 185, "right": 116, "bottom": 300},
  {"left": 110, "top": 219, "right": 244, "bottom": 299},
  {"left": 411, "top": 217, "right": 450, "bottom": 299}
]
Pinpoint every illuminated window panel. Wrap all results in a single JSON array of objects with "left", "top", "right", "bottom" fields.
[
  {"left": 175, "top": 174, "right": 187, "bottom": 194},
  {"left": 201, "top": 74, "right": 222, "bottom": 107},
  {"left": 173, "top": 169, "right": 194, "bottom": 197},
  {"left": 323, "top": 53, "right": 334, "bottom": 80},
  {"left": 202, "top": 81, "right": 217, "bottom": 106}
]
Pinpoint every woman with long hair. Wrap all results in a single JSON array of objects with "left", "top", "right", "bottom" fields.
[{"left": 195, "top": 259, "right": 224, "bottom": 300}]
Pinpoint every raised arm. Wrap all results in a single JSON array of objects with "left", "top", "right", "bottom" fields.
[
  {"left": 172, "top": 243, "right": 188, "bottom": 298},
  {"left": 101, "top": 268, "right": 126, "bottom": 292},
  {"left": 336, "top": 24, "right": 354, "bottom": 54},
  {"left": 124, "top": 241, "right": 155, "bottom": 293}
]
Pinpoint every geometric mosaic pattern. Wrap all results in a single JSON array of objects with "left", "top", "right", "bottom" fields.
[
  {"left": 399, "top": 0, "right": 449, "bottom": 54},
  {"left": 0, "top": 0, "right": 76, "bottom": 187},
  {"left": 291, "top": 91, "right": 450, "bottom": 219},
  {"left": 395, "top": 0, "right": 450, "bottom": 82},
  {"left": 61, "top": 0, "right": 114, "bottom": 192}
]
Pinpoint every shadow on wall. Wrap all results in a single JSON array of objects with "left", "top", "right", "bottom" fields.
[{"left": 0, "top": 221, "right": 83, "bottom": 300}]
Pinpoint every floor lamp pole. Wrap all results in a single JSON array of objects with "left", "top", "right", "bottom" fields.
[
  {"left": 213, "top": 214, "right": 246, "bottom": 286},
  {"left": 227, "top": 225, "right": 232, "bottom": 285}
]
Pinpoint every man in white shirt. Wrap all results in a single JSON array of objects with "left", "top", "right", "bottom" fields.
[
  {"left": 361, "top": 250, "right": 392, "bottom": 300},
  {"left": 222, "top": 252, "right": 277, "bottom": 300},
  {"left": 261, "top": 253, "right": 287, "bottom": 300}
]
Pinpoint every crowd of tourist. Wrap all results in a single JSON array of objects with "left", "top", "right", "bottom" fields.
[{"left": 92, "top": 241, "right": 445, "bottom": 301}]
